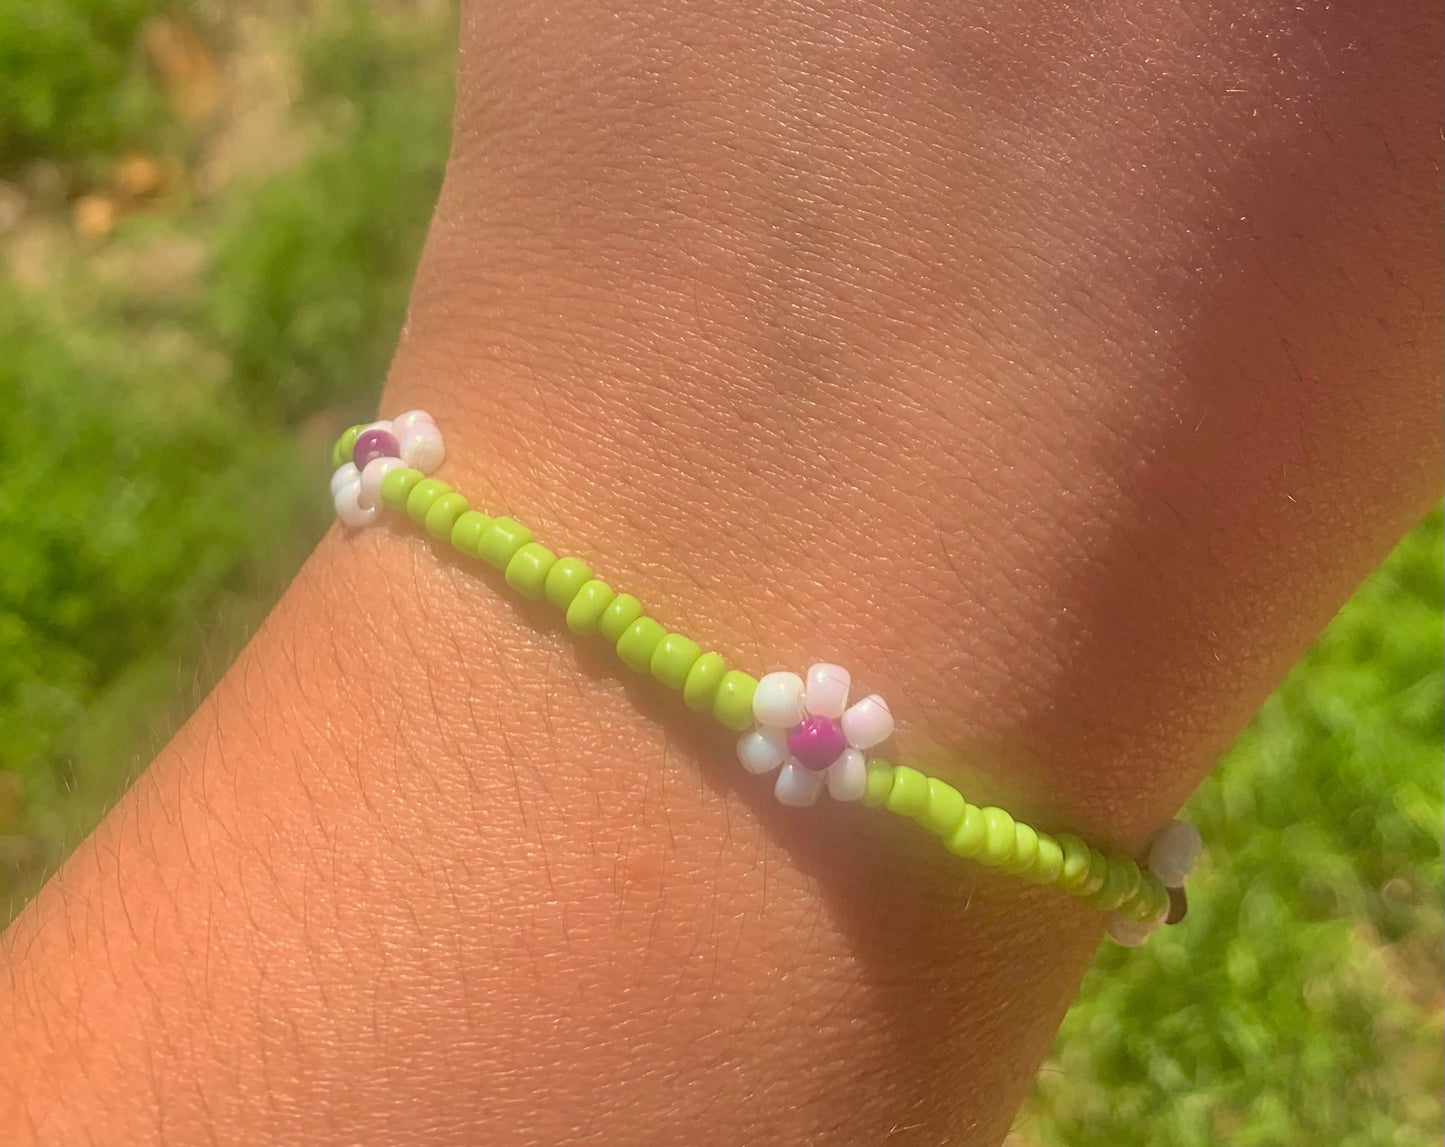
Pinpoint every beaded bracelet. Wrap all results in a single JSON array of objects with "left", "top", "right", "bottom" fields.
[{"left": 329, "top": 412, "right": 1201, "bottom": 946}]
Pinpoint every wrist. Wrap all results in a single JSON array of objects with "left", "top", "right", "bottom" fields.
[
  {"left": 376, "top": 310, "right": 1186, "bottom": 854},
  {"left": 243, "top": 524, "right": 1101, "bottom": 1146}
]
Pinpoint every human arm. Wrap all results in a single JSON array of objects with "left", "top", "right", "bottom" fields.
[{"left": 1, "top": 0, "right": 1440, "bottom": 1143}]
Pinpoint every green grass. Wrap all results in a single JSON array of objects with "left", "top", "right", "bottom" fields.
[
  {"left": 0, "top": 5, "right": 1440, "bottom": 1143},
  {"left": 0, "top": 0, "right": 186, "bottom": 175},
  {"left": 0, "top": 0, "right": 453, "bottom": 894},
  {"left": 1023, "top": 508, "right": 1443, "bottom": 1147}
]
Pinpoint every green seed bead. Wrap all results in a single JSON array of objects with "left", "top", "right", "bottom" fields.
[
  {"left": 1122, "top": 859, "right": 1144, "bottom": 905},
  {"left": 1122, "top": 862, "right": 1147, "bottom": 911},
  {"left": 424, "top": 492, "right": 470, "bottom": 539},
  {"left": 1123, "top": 886, "right": 1152, "bottom": 923},
  {"left": 1056, "top": 834, "right": 1094, "bottom": 893},
  {"left": 711, "top": 670, "right": 758, "bottom": 731},
  {"left": 616, "top": 617, "right": 667, "bottom": 673},
  {"left": 650, "top": 633, "right": 702, "bottom": 690},
  {"left": 405, "top": 478, "right": 452, "bottom": 524},
  {"left": 1112, "top": 885, "right": 1144, "bottom": 919},
  {"left": 946, "top": 803, "right": 988, "bottom": 858},
  {"left": 380, "top": 467, "right": 424, "bottom": 510},
  {"left": 1088, "top": 855, "right": 1126, "bottom": 910},
  {"left": 451, "top": 510, "right": 492, "bottom": 556},
  {"left": 505, "top": 542, "right": 557, "bottom": 599},
  {"left": 1153, "top": 876, "right": 1172, "bottom": 920},
  {"left": 477, "top": 517, "right": 534, "bottom": 569},
  {"left": 980, "top": 806, "right": 1018, "bottom": 869},
  {"left": 921, "top": 778, "right": 967, "bottom": 838},
  {"left": 1138, "top": 875, "right": 1170, "bottom": 923},
  {"left": 331, "top": 424, "right": 367, "bottom": 468},
  {"left": 1028, "top": 833, "right": 1065, "bottom": 886},
  {"left": 681, "top": 652, "right": 727, "bottom": 710},
  {"left": 1081, "top": 848, "right": 1110, "bottom": 897},
  {"left": 860, "top": 760, "right": 895, "bottom": 808},
  {"left": 1123, "top": 876, "right": 1158, "bottom": 922},
  {"left": 1091, "top": 856, "right": 1142, "bottom": 912},
  {"left": 544, "top": 557, "right": 593, "bottom": 609},
  {"left": 598, "top": 594, "right": 644, "bottom": 642},
  {"left": 884, "top": 765, "right": 930, "bottom": 820},
  {"left": 566, "top": 579, "right": 616, "bottom": 635},
  {"left": 1005, "top": 821, "right": 1040, "bottom": 875}
]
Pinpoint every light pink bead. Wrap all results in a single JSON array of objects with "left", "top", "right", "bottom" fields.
[
  {"left": 841, "top": 694, "right": 894, "bottom": 750},
  {"left": 330, "top": 461, "right": 360, "bottom": 497},
  {"left": 1105, "top": 913, "right": 1158, "bottom": 947},
  {"left": 359, "top": 456, "right": 405, "bottom": 509},
  {"left": 826, "top": 749, "right": 867, "bottom": 802},
  {"left": 774, "top": 762, "right": 823, "bottom": 807},
  {"left": 399, "top": 422, "right": 445, "bottom": 473},
  {"left": 392, "top": 409, "right": 436, "bottom": 434},
  {"left": 753, "top": 671, "right": 807, "bottom": 729},
  {"left": 1148, "top": 820, "right": 1203, "bottom": 887},
  {"left": 333, "top": 476, "right": 378, "bottom": 528},
  {"left": 804, "top": 663, "right": 851, "bottom": 720},
  {"left": 737, "top": 727, "right": 789, "bottom": 775}
]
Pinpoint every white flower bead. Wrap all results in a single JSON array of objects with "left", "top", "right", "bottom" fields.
[
  {"left": 1105, "top": 913, "right": 1158, "bottom": 947},
  {"left": 362, "top": 418, "right": 395, "bottom": 437},
  {"left": 392, "top": 409, "right": 436, "bottom": 434},
  {"left": 753, "top": 671, "right": 807, "bottom": 729},
  {"left": 738, "top": 662, "right": 894, "bottom": 809},
  {"left": 774, "top": 762, "right": 824, "bottom": 807},
  {"left": 826, "top": 749, "right": 867, "bottom": 802},
  {"left": 330, "top": 461, "right": 360, "bottom": 497},
  {"left": 1147, "top": 820, "right": 1202, "bottom": 887},
  {"left": 840, "top": 694, "right": 893, "bottom": 750},
  {"left": 737, "top": 727, "right": 789, "bottom": 775},
  {"left": 359, "top": 456, "right": 405, "bottom": 509},
  {"left": 333, "top": 475, "right": 378, "bottom": 528},
  {"left": 399, "top": 421, "right": 445, "bottom": 474},
  {"left": 804, "top": 663, "right": 851, "bottom": 720}
]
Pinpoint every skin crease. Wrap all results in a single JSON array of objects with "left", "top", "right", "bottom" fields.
[{"left": 0, "top": 1, "right": 1440, "bottom": 1145}]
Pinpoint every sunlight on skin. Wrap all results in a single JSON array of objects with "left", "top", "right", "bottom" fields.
[{"left": 1, "top": 0, "right": 1440, "bottom": 1143}]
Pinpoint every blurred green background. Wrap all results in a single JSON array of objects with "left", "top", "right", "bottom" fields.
[{"left": 0, "top": 4, "right": 1439, "bottom": 1143}]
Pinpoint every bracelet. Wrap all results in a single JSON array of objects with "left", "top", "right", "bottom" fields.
[{"left": 329, "top": 412, "right": 1201, "bottom": 946}]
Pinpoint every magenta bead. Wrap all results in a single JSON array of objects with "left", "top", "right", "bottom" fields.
[
  {"left": 353, "top": 428, "right": 401, "bottom": 468},
  {"left": 787, "top": 716, "right": 848, "bottom": 771}
]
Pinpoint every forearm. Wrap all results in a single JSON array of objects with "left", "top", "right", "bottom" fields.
[{"left": 2, "top": 0, "right": 1439, "bottom": 1143}]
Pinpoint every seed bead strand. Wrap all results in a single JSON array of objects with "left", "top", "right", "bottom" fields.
[
  {"left": 344, "top": 438, "right": 1193, "bottom": 941},
  {"left": 375, "top": 464, "right": 761, "bottom": 734}
]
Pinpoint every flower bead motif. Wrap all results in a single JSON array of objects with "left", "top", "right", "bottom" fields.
[
  {"left": 331, "top": 410, "right": 445, "bottom": 528},
  {"left": 736, "top": 663, "right": 894, "bottom": 807}
]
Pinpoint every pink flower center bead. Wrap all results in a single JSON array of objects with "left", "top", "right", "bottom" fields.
[
  {"left": 353, "top": 428, "right": 401, "bottom": 469},
  {"left": 787, "top": 715, "right": 848, "bottom": 771}
]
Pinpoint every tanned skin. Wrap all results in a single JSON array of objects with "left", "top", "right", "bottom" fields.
[{"left": 2, "top": 1, "right": 1440, "bottom": 1143}]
